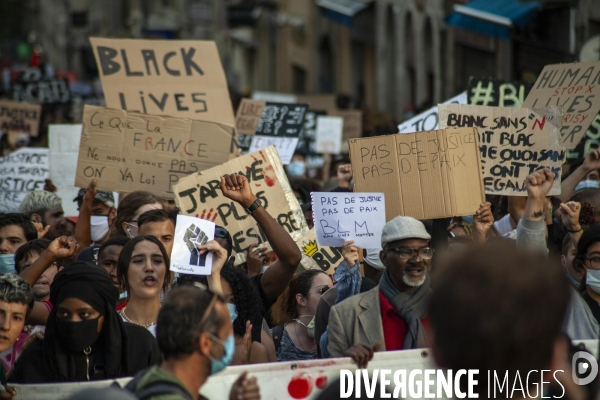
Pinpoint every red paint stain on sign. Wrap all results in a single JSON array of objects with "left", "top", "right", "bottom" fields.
[
  {"left": 288, "top": 375, "right": 313, "bottom": 399},
  {"left": 263, "top": 166, "right": 276, "bottom": 187}
]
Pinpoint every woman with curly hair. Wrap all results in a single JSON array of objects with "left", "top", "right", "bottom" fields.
[
  {"left": 219, "top": 264, "right": 270, "bottom": 364},
  {"left": 270, "top": 270, "right": 332, "bottom": 361}
]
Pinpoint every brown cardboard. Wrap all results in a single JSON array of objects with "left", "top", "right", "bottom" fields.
[
  {"left": 349, "top": 128, "right": 485, "bottom": 221},
  {"left": 235, "top": 99, "right": 266, "bottom": 135},
  {"left": 296, "top": 228, "right": 344, "bottom": 275},
  {"left": 0, "top": 100, "right": 41, "bottom": 137},
  {"left": 173, "top": 146, "right": 308, "bottom": 257},
  {"left": 332, "top": 110, "right": 363, "bottom": 140},
  {"left": 522, "top": 61, "right": 600, "bottom": 150},
  {"left": 296, "top": 94, "right": 337, "bottom": 113},
  {"left": 90, "top": 37, "right": 235, "bottom": 128},
  {"left": 439, "top": 104, "right": 564, "bottom": 196},
  {"left": 75, "top": 105, "right": 234, "bottom": 197}
]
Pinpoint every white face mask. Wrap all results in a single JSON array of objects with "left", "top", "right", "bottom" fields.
[
  {"left": 90, "top": 215, "right": 110, "bottom": 242},
  {"left": 295, "top": 315, "right": 315, "bottom": 338},
  {"left": 586, "top": 269, "right": 600, "bottom": 294}
]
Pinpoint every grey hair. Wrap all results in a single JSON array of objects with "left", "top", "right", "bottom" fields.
[
  {"left": 0, "top": 275, "right": 34, "bottom": 317},
  {"left": 18, "top": 191, "right": 63, "bottom": 217}
]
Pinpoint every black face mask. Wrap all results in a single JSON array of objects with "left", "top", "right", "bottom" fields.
[{"left": 56, "top": 317, "right": 101, "bottom": 353}]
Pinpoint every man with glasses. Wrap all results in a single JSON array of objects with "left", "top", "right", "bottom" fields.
[{"left": 327, "top": 216, "right": 433, "bottom": 365}]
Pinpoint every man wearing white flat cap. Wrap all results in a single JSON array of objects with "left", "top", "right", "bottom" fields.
[{"left": 327, "top": 216, "right": 433, "bottom": 367}]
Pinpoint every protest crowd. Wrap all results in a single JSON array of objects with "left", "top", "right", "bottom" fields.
[{"left": 2, "top": 27, "right": 600, "bottom": 400}]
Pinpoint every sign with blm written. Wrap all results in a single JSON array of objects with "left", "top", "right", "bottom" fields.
[
  {"left": 439, "top": 104, "right": 564, "bottom": 196},
  {"left": 90, "top": 37, "right": 235, "bottom": 127},
  {"left": 523, "top": 61, "right": 600, "bottom": 149},
  {"left": 171, "top": 214, "right": 215, "bottom": 275},
  {"left": 296, "top": 228, "right": 344, "bottom": 275},
  {"left": 75, "top": 105, "right": 235, "bottom": 197},
  {"left": 0, "top": 147, "right": 49, "bottom": 213},
  {"left": 0, "top": 100, "right": 41, "bottom": 137},
  {"left": 349, "top": 128, "right": 484, "bottom": 221},
  {"left": 312, "top": 192, "right": 385, "bottom": 248},
  {"left": 173, "top": 146, "right": 308, "bottom": 257}
]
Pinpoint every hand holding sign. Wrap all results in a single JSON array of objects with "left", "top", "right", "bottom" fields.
[
  {"left": 312, "top": 192, "right": 386, "bottom": 248},
  {"left": 172, "top": 215, "right": 216, "bottom": 275}
]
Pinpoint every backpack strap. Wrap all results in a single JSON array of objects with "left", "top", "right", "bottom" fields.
[{"left": 272, "top": 324, "right": 284, "bottom": 351}]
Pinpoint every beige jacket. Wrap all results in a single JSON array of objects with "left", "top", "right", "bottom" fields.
[{"left": 327, "top": 286, "right": 386, "bottom": 357}]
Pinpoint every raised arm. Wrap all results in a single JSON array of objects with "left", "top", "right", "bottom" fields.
[
  {"left": 473, "top": 202, "right": 494, "bottom": 244},
  {"left": 517, "top": 168, "right": 554, "bottom": 252},
  {"left": 220, "top": 174, "right": 302, "bottom": 303},
  {"left": 560, "top": 201, "right": 583, "bottom": 246},
  {"left": 19, "top": 236, "right": 78, "bottom": 287},
  {"left": 73, "top": 179, "right": 97, "bottom": 251}
]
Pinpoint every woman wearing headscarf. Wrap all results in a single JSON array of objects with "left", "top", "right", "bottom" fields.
[{"left": 8, "top": 262, "right": 160, "bottom": 383}]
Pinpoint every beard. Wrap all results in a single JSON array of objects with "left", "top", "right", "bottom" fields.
[{"left": 402, "top": 272, "right": 427, "bottom": 287}]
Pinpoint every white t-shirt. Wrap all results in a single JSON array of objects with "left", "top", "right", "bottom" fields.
[{"left": 494, "top": 214, "right": 517, "bottom": 236}]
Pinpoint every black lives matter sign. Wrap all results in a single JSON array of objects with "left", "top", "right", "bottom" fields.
[{"left": 90, "top": 37, "right": 235, "bottom": 127}]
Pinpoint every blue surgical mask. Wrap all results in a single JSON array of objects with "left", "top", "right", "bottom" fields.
[
  {"left": 207, "top": 334, "right": 235, "bottom": 375},
  {"left": 586, "top": 269, "right": 600, "bottom": 294},
  {"left": 0, "top": 254, "right": 16, "bottom": 275},
  {"left": 461, "top": 215, "right": 474, "bottom": 224},
  {"left": 576, "top": 180, "right": 600, "bottom": 192},
  {"left": 287, "top": 160, "right": 306, "bottom": 178},
  {"left": 227, "top": 303, "right": 238, "bottom": 323}
]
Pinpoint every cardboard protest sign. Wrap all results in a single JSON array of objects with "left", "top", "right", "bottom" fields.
[
  {"left": 567, "top": 112, "right": 600, "bottom": 161},
  {"left": 235, "top": 99, "right": 265, "bottom": 135},
  {"left": 173, "top": 146, "right": 308, "bottom": 257},
  {"left": 171, "top": 215, "right": 215, "bottom": 275},
  {"left": 332, "top": 110, "right": 363, "bottom": 140},
  {"left": 349, "top": 128, "right": 484, "bottom": 221},
  {"left": 468, "top": 78, "right": 533, "bottom": 107},
  {"left": 49, "top": 124, "right": 82, "bottom": 217},
  {"left": 90, "top": 37, "right": 234, "bottom": 127},
  {"left": 439, "top": 104, "right": 564, "bottom": 196},
  {"left": 312, "top": 192, "right": 385, "bottom": 248},
  {"left": 523, "top": 61, "right": 600, "bottom": 149},
  {"left": 398, "top": 92, "right": 467, "bottom": 134},
  {"left": 247, "top": 136, "right": 299, "bottom": 165},
  {"left": 75, "top": 105, "right": 235, "bottom": 197},
  {"left": 11, "top": 68, "right": 70, "bottom": 104},
  {"left": 0, "top": 148, "right": 49, "bottom": 213},
  {"left": 316, "top": 116, "right": 343, "bottom": 154},
  {"left": 236, "top": 102, "right": 308, "bottom": 164},
  {"left": 0, "top": 100, "right": 41, "bottom": 137},
  {"left": 296, "top": 228, "right": 344, "bottom": 275}
]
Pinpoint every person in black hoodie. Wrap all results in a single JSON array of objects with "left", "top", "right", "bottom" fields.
[{"left": 9, "top": 262, "right": 160, "bottom": 383}]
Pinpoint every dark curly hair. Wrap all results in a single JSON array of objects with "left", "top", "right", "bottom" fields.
[
  {"left": 220, "top": 263, "right": 263, "bottom": 342},
  {"left": 174, "top": 262, "right": 263, "bottom": 342},
  {"left": 579, "top": 202, "right": 598, "bottom": 227}
]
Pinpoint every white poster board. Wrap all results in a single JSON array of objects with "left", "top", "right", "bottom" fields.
[
  {"left": 316, "top": 116, "right": 344, "bottom": 154},
  {"left": 398, "top": 92, "right": 467, "bottom": 134},
  {"left": 49, "top": 124, "right": 82, "bottom": 217},
  {"left": 247, "top": 137, "right": 299, "bottom": 165},
  {"left": 311, "top": 192, "right": 385, "bottom": 248},
  {"left": 171, "top": 214, "right": 215, "bottom": 275},
  {"left": 0, "top": 148, "right": 49, "bottom": 213}
]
